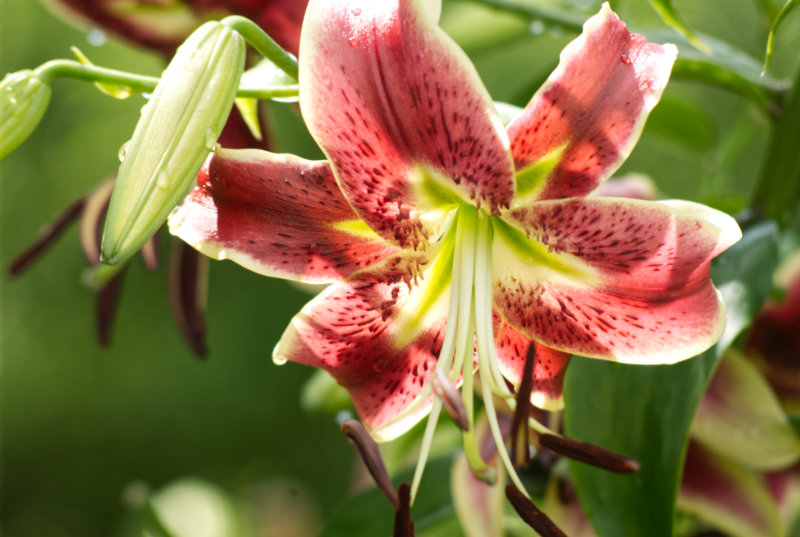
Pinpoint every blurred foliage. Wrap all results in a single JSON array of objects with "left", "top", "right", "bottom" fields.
[{"left": 3, "top": 0, "right": 800, "bottom": 536}]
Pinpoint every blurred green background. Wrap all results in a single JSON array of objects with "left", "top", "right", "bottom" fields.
[{"left": 2, "top": 0, "right": 800, "bottom": 535}]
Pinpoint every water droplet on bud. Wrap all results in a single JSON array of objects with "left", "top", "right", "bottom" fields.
[
  {"left": 348, "top": 36, "right": 360, "bottom": 47},
  {"left": 118, "top": 140, "right": 130, "bottom": 162},
  {"left": 529, "top": 20, "right": 545, "bottom": 35},
  {"left": 156, "top": 171, "right": 170, "bottom": 190},
  {"left": 204, "top": 128, "right": 217, "bottom": 150},
  {"left": 273, "top": 355, "right": 287, "bottom": 365}
]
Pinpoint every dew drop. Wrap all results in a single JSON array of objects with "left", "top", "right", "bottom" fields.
[
  {"left": 217, "top": 249, "right": 228, "bottom": 260},
  {"left": 351, "top": 7, "right": 361, "bottom": 15},
  {"left": 204, "top": 128, "right": 217, "bottom": 150},
  {"left": 529, "top": 20, "right": 545, "bottom": 35},
  {"left": 8, "top": 96, "right": 17, "bottom": 105},
  {"left": 87, "top": 29, "right": 107, "bottom": 47},
  {"left": 620, "top": 54, "right": 632, "bottom": 65},
  {"left": 156, "top": 171, "right": 170, "bottom": 190},
  {"left": 348, "top": 36, "right": 360, "bottom": 47},
  {"left": 273, "top": 355, "right": 287, "bottom": 365},
  {"left": 118, "top": 140, "right": 130, "bottom": 162}
]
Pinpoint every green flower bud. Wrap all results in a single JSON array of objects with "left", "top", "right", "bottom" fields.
[
  {"left": 101, "top": 21, "right": 245, "bottom": 265},
  {"left": 0, "top": 70, "right": 51, "bottom": 162}
]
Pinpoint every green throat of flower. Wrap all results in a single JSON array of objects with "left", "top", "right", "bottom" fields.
[{"left": 376, "top": 203, "right": 546, "bottom": 503}]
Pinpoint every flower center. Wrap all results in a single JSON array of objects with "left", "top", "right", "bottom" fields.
[{"left": 406, "top": 204, "right": 532, "bottom": 502}]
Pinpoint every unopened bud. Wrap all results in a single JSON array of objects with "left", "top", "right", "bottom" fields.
[
  {"left": 101, "top": 21, "right": 245, "bottom": 264},
  {"left": 0, "top": 70, "right": 51, "bottom": 162}
]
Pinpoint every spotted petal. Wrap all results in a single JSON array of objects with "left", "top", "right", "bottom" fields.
[
  {"left": 168, "top": 148, "right": 400, "bottom": 283},
  {"left": 506, "top": 3, "right": 677, "bottom": 201},
  {"left": 274, "top": 246, "right": 457, "bottom": 441},
  {"left": 494, "top": 316, "right": 571, "bottom": 411},
  {"left": 299, "top": 0, "right": 515, "bottom": 250},
  {"left": 493, "top": 197, "right": 741, "bottom": 363}
]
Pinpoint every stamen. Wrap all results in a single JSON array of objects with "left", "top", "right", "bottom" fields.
[
  {"left": 393, "top": 483, "right": 415, "bottom": 537},
  {"left": 511, "top": 345, "right": 536, "bottom": 468},
  {"left": 505, "top": 485, "right": 567, "bottom": 537},
  {"left": 480, "top": 371, "right": 528, "bottom": 494},
  {"left": 538, "top": 433, "right": 640, "bottom": 474},
  {"left": 409, "top": 401, "right": 442, "bottom": 502},
  {"left": 340, "top": 419, "right": 399, "bottom": 509},
  {"left": 370, "top": 210, "right": 463, "bottom": 437},
  {"left": 9, "top": 197, "right": 85, "bottom": 275},
  {"left": 97, "top": 272, "right": 124, "bottom": 347},
  {"left": 432, "top": 369, "right": 469, "bottom": 430},
  {"left": 169, "top": 240, "right": 209, "bottom": 358}
]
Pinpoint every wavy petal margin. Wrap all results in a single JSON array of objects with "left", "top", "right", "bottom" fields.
[
  {"left": 169, "top": 148, "right": 400, "bottom": 283},
  {"left": 273, "top": 249, "right": 452, "bottom": 440},
  {"left": 493, "top": 198, "right": 740, "bottom": 363},
  {"left": 506, "top": 3, "right": 677, "bottom": 201},
  {"left": 299, "top": 0, "right": 515, "bottom": 249}
]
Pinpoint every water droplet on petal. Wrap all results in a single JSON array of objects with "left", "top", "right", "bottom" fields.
[
  {"left": 646, "top": 79, "right": 659, "bottom": 92},
  {"left": 620, "top": 54, "right": 632, "bottom": 65},
  {"left": 273, "top": 355, "right": 287, "bottom": 365},
  {"left": 351, "top": 7, "right": 361, "bottom": 15},
  {"left": 217, "top": 249, "right": 228, "bottom": 260},
  {"left": 118, "top": 140, "right": 130, "bottom": 162},
  {"left": 348, "top": 36, "right": 360, "bottom": 47}
]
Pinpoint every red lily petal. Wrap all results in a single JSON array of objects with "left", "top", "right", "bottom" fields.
[
  {"left": 273, "top": 253, "right": 452, "bottom": 440},
  {"left": 494, "top": 315, "right": 570, "bottom": 411},
  {"left": 169, "top": 148, "right": 400, "bottom": 283},
  {"left": 506, "top": 4, "right": 677, "bottom": 200},
  {"left": 678, "top": 443, "right": 781, "bottom": 537},
  {"left": 494, "top": 198, "right": 740, "bottom": 363},
  {"left": 299, "top": 0, "right": 515, "bottom": 249}
]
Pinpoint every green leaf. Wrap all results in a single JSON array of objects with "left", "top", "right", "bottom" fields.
[
  {"left": 647, "top": 29, "right": 791, "bottom": 116},
  {"left": 763, "top": 0, "right": 800, "bottom": 74},
  {"left": 564, "top": 221, "right": 779, "bottom": 537},
  {"left": 646, "top": 0, "right": 709, "bottom": 53},
  {"left": 319, "top": 456, "right": 455, "bottom": 537},
  {"left": 753, "top": 63, "right": 800, "bottom": 225}
]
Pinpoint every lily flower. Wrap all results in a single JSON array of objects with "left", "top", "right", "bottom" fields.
[{"left": 169, "top": 0, "right": 740, "bottom": 506}]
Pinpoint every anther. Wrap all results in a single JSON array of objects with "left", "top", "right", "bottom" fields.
[
  {"left": 538, "top": 434, "right": 640, "bottom": 474},
  {"left": 505, "top": 485, "right": 567, "bottom": 537},
  {"left": 9, "top": 197, "right": 85, "bottom": 275},
  {"left": 432, "top": 369, "right": 469, "bottom": 431},
  {"left": 340, "top": 419, "right": 399, "bottom": 509},
  {"left": 511, "top": 345, "right": 535, "bottom": 468},
  {"left": 393, "top": 483, "right": 415, "bottom": 537}
]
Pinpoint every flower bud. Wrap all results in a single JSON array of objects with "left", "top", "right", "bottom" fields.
[
  {"left": 101, "top": 21, "right": 245, "bottom": 265},
  {"left": 0, "top": 70, "right": 51, "bottom": 162}
]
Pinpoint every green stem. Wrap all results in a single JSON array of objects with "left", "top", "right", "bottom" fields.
[
  {"left": 33, "top": 59, "right": 298, "bottom": 100},
  {"left": 751, "top": 65, "right": 800, "bottom": 225},
  {"left": 463, "top": 0, "right": 584, "bottom": 31},
  {"left": 221, "top": 15, "right": 299, "bottom": 81},
  {"left": 35, "top": 60, "right": 159, "bottom": 91}
]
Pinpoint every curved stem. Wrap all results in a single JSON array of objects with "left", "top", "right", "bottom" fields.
[
  {"left": 33, "top": 59, "right": 299, "bottom": 100},
  {"left": 221, "top": 15, "right": 299, "bottom": 81}
]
